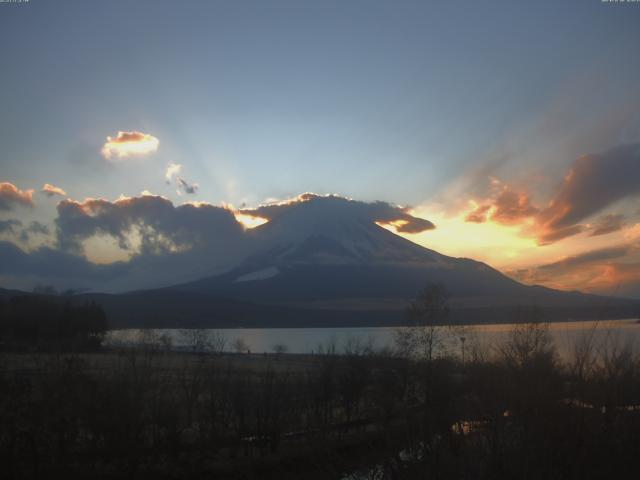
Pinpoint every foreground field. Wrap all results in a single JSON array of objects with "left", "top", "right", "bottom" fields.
[{"left": 2, "top": 324, "right": 640, "bottom": 479}]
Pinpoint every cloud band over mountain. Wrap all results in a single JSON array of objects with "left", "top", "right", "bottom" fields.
[
  {"left": 239, "top": 193, "right": 435, "bottom": 234},
  {"left": 0, "top": 193, "right": 433, "bottom": 291}
]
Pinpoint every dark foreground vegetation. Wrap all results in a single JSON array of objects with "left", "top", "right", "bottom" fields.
[
  {"left": 1, "top": 291, "right": 639, "bottom": 479},
  {"left": 0, "top": 295, "right": 108, "bottom": 351},
  {"left": 0, "top": 326, "right": 639, "bottom": 479}
]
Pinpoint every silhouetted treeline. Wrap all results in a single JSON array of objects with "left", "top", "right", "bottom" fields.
[
  {"left": 0, "top": 295, "right": 108, "bottom": 351},
  {"left": 1, "top": 325, "right": 639, "bottom": 479}
]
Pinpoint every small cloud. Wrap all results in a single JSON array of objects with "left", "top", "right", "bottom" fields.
[
  {"left": 165, "top": 162, "right": 182, "bottom": 183},
  {"left": 490, "top": 190, "right": 539, "bottom": 226},
  {"left": 465, "top": 204, "right": 491, "bottom": 223},
  {"left": 166, "top": 164, "right": 198, "bottom": 195},
  {"left": 387, "top": 215, "right": 435, "bottom": 234},
  {"left": 0, "top": 182, "right": 34, "bottom": 211},
  {"left": 177, "top": 178, "right": 198, "bottom": 195},
  {"left": 41, "top": 183, "right": 67, "bottom": 197},
  {"left": 537, "top": 224, "right": 584, "bottom": 245},
  {"left": 101, "top": 131, "right": 159, "bottom": 160},
  {"left": 464, "top": 184, "right": 538, "bottom": 227},
  {"left": 590, "top": 214, "right": 626, "bottom": 237}
]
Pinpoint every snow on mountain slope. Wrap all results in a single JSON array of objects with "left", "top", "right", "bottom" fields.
[
  {"left": 242, "top": 196, "right": 447, "bottom": 268},
  {"left": 234, "top": 266, "right": 280, "bottom": 283}
]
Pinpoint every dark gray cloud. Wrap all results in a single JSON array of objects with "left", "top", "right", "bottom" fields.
[
  {"left": 0, "top": 182, "right": 34, "bottom": 211},
  {"left": 240, "top": 193, "right": 435, "bottom": 234},
  {"left": 0, "top": 241, "right": 128, "bottom": 281},
  {"left": 1, "top": 194, "right": 250, "bottom": 291},
  {"left": 56, "top": 194, "right": 243, "bottom": 254},
  {"left": 177, "top": 178, "right": 198, "bottom": 195}
]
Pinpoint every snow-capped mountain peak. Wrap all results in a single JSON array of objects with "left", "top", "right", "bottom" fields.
[{"left": 244, "top": 199, "right": 444, "bottom": 267}]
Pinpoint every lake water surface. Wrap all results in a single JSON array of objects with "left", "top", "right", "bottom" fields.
[{"left": 106, "top": 318, "right": 640, "bottom": 359}]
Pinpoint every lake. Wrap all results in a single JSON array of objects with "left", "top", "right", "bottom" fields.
[{"left": 106, "top": 318, "right": 640, "bottom": 360}]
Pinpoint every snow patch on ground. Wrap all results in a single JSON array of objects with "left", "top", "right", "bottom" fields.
[{"left": 235, "top": 266, "right": 280, "bottom": 283}]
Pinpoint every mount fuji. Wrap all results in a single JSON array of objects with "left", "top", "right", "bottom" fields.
[{"left": 75, "top": 195, "right": 639, "bottom": 328}]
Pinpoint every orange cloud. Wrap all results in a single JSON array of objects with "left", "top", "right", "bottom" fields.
[
  {"left": 41, "top": 183, "right": 67, "bottom": 197},
  {"left": 507, "top": 243, "right": 640, "bottom": 296},
  {"left": 101, "top": 131, "right": 159, "bottom": 159},
  {"left": 0, "top": 182, "right": 34, "bottom": 211},
  {"left": 461, "top": 143, "right": 640, "bottom": 246},
  {"left": 465, "top": 189, "right": 538, "bottom": 227},
  {"left": 491, "top": 190, "right": 539, "bottom": 226}
]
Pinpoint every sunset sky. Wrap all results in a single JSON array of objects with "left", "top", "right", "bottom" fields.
[{"left": 1, "top": 0, "right": 640, "bottom": 297}]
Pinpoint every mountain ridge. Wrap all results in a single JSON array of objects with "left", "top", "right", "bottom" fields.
[{"left": 3, "top": 195, "right": 638, "bottom": 327}]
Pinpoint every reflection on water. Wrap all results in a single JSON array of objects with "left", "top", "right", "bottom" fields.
[{"left": 105, "top": 319, "right": 640, "bottom": 359}]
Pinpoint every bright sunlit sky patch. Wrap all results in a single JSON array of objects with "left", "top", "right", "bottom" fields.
[
  {"left": 1, "top": 0, "right": 640, "bottom": 295},
  {"left": 396, "top": 206, "right": 624, "bottom": 272}
]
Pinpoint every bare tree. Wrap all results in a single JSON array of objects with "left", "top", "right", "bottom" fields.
[
  {"left": 232, "top": 337, "right": 249, "bottom": 354},
  {"left": 158, "top": 332, "right": 173, "bottom": 352},
  {"left": 496, "top": 319, "right": 555, "bottom": 369},
  {"left": 182, "top": 328, "right": 212, "bottom": 354},
  {"left": 568, "top": 322, "right": 600, "bottom": 383},
  {"left": 316, "top": 335, "right": 338, "bottom": 356},
  {"left": 209, "top": 330, "right": 227, "bottom": 355},
  {"left": 395, "top": 283, "right": 450, "bottom": 361},
  {"left": 271, "top": 343, "right": 288, "bottom": 355},
  {"left": 343, "top": 335, "right": 375, "bottom": 356}
]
